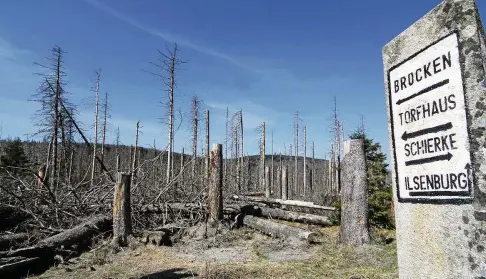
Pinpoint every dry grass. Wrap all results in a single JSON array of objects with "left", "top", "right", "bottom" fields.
[{"left": 28, "top": 226, "right": 398, "bottom": 279}]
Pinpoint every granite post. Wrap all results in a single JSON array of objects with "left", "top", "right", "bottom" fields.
[{"left": 383, "top": 0, "right": 486, "bottom": 277}]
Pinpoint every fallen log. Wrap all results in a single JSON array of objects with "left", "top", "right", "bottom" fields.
[
  {"left": 0, "top": 246, "right": 52, "bottom": 259},
  {"left": 0, "top": 206, "right": 30, "bottom": 232},
  {"left": 231, "top": 195, "right": 336, "bottom": 211},
  {"left": 242, "top": 215, "right": 320, "bottom": 243},
  {"left": 0, "top": 233, "right": 29, "bottom": 250},
  {"left": 38, "top": 215, "right": 112, "bottom": 248},
  {"left": 0, "top": 257, "right": 41, "bottom": 273},
  {"left": 259, "top": 207, "right": 331, "bottom": 226}
]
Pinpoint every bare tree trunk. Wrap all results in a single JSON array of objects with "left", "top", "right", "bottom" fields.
[
  {"left": 91, "top": 70, "right": 101, "bottom": 187},
  {"left": 116, "top": 155, "right": 120, "bottom": 172},
  {"left": 191, "top": 96, "right": 199, "bottom": 192},
  {"left": 132, "top": 121, "right": 140, "bottom": 187},
  {"left": 303, "top": 126, "right": 307, "bottom": 198},
  {"left": 224, "top": 107, "right": 229, "bottom": 188},
  {"left": 311, "top": 141, "right": 315, "bottom": 197},
  {"left": 271, "top": 130, "right": 274, "bottom": 196},
  {"left": 50, "top": 49, "right": 63, "bottom": 191},
  {"left": 67, "top": 150, "right": 73, "bottom": 185},
  {"left": 205, "top": 109, "right": 210, "bottom": 184},
  {"left": 208, "top": 144, "right": 223, "bottom": 223},
  {"left": 179, "top": 148, "right": 184, "bottom": 197},
  {"left": 101, "top": 92, "right": 108, "bottom": 164},
  {"left": 260, "top": 122, "right": 266, "bottom": 194},
  {"left": 163, "top": 44, "right": 182, "bottom": 186},
  {"left": 293, "top": 111, "right": 299, "bottom": 198},
  {"left": 265, "top": 166, "right": 271, "bottom": 198},
  {"left": 239, "top": 110, "right": 244, "bottom": 191}
]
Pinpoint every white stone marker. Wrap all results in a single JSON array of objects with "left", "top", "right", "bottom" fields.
[{"left": 383, "top": 0, "right": 486, "bottom": 278}]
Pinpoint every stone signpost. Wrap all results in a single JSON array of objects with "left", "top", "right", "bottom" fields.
[{"left": 383, "top": 0, "right": 486, "bottom": 278}]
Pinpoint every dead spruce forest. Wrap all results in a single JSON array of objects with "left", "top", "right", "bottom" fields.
[{"left": 0, "top": 45, "right": 396, "bottom": 279}]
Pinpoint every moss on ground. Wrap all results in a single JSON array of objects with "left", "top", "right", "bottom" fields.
[{"left": 28, "top": 226, "right": 398, "bottom": 279}]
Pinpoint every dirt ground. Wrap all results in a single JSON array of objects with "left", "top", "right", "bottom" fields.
[{"left": 27, "top": 226, "right": 398, "bottom": 279}]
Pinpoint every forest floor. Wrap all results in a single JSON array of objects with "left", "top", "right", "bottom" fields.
[{"left": 27, "top": 225, "right": 398, "bottom": 279}]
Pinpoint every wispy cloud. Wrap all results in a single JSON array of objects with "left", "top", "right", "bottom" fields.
[{"left": 82, "top": 0, "right": 261, "bottom": 74}]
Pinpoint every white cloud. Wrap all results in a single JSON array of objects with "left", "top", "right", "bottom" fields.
[{"left": 82, "top": 0, "right": 261, "bottom": 74}]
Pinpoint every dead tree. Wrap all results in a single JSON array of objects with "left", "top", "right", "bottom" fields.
[
  {"left": 224, "top": 107, "right": 229, "bottom": 188},
  {"left": 208, "top": 144, "right": 223, "bottom": 223},
  {"left": 258, "top": 122, "right": 266, "bottom": 194},
  {"left": 303, "top": 126, "right": 307, "bottom": 198},
  {"left": 205, "top": 109, "right": 210, "bottom": 184},
  {"left": 146, "top": 43, "right": 185, "bottom": 186},
  {"left": 293, "top": 111, "right": 300, "bottom": 197},
  {"left": 265, "top": 166, "right": 270, "bottom": 198},
  {"left": 179, "top": 148, "right": 185, "bottom": 198},
  {"left": 239, "top": 110, "right": 244, "bottom": 190},
  {"left": 282, "top": 165, "right": 288, "bottom": 200},
  {"left": 311, "top": 141, "right": 315, "bottom": 196},
  {"left": 132, "top": 121, "right": 140, "bottom": 186},
  {"left": 91, "top": 70, "right": 101, "bottom": 186},
  {"left": 31, "top": 46, "right": 75, "bottom": 191},
  {"left": 191, "top": 96, "right": 200, "bottom": 192},
  {"left": 101, "top": 91, "right": 109, "bottom": 164},
  {"left": 271, "top": 130, "right": 274, "bottom": 196},
  {"left": 113, "top": 172, "right": 132, "bottom": 246}
]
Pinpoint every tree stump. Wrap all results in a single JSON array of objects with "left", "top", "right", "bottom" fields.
[
  {"left": 339, "top": 139, "right": 370, "bottom": 245},
  {"left": 112, "top": 172, "right": 132, "bottom": 246},
  {"left": 208, "top": 144, "right": 223, "bottom": 224}
]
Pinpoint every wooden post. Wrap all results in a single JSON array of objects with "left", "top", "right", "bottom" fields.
[
  {"left": 265, "top": 166, "right": 271, "bottom": 198},
  {"left": 208, "top": 143, "right": 223, "bottom": 223},
  {"left": 282, "top": 166, "right": 288, "bottom": 200},
  {"left": 113, "top": 172, "right": 132, "bottom": 246}
]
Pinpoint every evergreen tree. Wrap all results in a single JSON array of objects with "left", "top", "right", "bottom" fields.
[
  {"left": 349, "top": 130, "right": 394, "bottom": 229},
  {"left": 0, "top": 138, "right": 30, "bottom": 177}
]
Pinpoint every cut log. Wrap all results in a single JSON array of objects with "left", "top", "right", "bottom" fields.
[
  {"left": 259, "top": 207, "right": 331, "bottom": 226},
  {"left": 0, "top": 233, "right": 29, "bottom": 250},
  {"left": 231, "top": 195, "right": 336, "bottom": 211},
  {"left": 38, "top": 215, "right": 111, "bottom": 248},
  {"left": 242, "top": 215, "right": 319, "bottom": 243}
]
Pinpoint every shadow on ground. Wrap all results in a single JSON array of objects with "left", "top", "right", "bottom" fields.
[{"left": 138, "top": 268, "right": 198, "bottom": 279}]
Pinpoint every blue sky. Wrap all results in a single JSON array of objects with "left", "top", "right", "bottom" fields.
[{"left": 0, "top": 0, "right": 485, "bottom": 164}]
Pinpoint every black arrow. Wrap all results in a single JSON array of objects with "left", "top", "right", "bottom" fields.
[
  {"left": 401, "top": 122, "right": 453, "bottom": 141},
  {"left": 396, "top": 79, "right": 449, "bottom": 105},
  {"left": 405, "top": 152, "right": 453, "bottom": 166}
]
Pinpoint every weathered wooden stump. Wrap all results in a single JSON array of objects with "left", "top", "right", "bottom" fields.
[{"left": 112, "top": 172, "right": 132, "bottom": 246}]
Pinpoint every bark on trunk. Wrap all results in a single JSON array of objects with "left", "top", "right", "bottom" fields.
[
  {"left": 112, "top": 173, "right": 132, "bottom": 246},
  {"left": 208, "top": 144, "right": 223, "bottom": 223},
  {"left": 339, "top": 139, "right": 370, "bottom": 245},
  {"left": 242, "top": 215, "right": 319, "bottom": 242},
  {"left": 38, "top": 215, "right": 111, "bottom": 248},
  {"left": 259, "top": 207, "right": 331, "bottom": 226},
  {"left": 231, "top": 195, "right": 335, "bottom": 211},
  {"left": 0, "top": 233, "right": 29, "bottom": 251}
]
